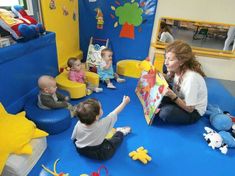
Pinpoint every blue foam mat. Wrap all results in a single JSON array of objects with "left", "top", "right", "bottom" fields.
[{"left": 29, "top": 77, "right": 235, "bottom": 176}]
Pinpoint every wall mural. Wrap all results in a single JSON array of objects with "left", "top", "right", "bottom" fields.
[{"left": 79, "top": 0, "right": 157, "bottom": 63}]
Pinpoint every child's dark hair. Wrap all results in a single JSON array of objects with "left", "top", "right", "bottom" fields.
[
  {"left": 75, "top": 98, "right": 100, "bottom": 125},
  {"left": 101, "top": 48, "right": 112, "bottom": 58},
  {"left": 67, "top": 57, "right": 78, "bottom": 68}
]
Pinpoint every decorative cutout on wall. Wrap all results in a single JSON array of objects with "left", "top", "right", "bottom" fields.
[
  {"left": 62, "top": 5, "right": 69, "bottom": 16},
  {"left": 110, "top": 0, "right": 156, "bottom": 39},
  {"left": 49, "top": 0, "right": 56, "bottom": 10},
  {"left": 95, "top": 8, "right": 104, "bottom": 30},
  {"left": 73, "top": 10, "right": 77, "bottom": 21}
]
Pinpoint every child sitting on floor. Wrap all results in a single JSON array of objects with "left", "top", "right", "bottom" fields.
[
  {"left": 37, "top": 75, "right": 75, "bottom": 116},
  {"left": 71, "top": 95, "right": 131, "bottom": 160},
  {"left": 67, "top": 57, "right": 103, "bottom": 94},
  {"left": 98, "top": 48, "right": 125, "bottom": 89}
]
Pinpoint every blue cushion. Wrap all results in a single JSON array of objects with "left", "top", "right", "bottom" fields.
[{"left": 24, "top": 94, "right": 71, "bottom": 135}]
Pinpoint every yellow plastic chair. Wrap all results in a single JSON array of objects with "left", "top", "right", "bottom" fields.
[{"left": 55, "top": 70, "right": 99, "bottom": 99}]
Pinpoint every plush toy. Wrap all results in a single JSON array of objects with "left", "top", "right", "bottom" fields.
[
  {"left": 0, "top": 5, "right": 44, "bottom": 41},
  {"left": 137, "top": 57, "right": 155, "bottom": 72},
  {"left": 129, "top": 146, "right": 152, "bottom": 164},
  {"left": 203, "top": 105, "right": 235, "bottom": 154},
  {"left": 0, "top": 103, "right": 48, "bottom": 174},
  {"left": 206, "top": 104, "right": 235, "bottom": 134},
  {"left": 203, "top": 127, "right": 235, "bottom": 154}
]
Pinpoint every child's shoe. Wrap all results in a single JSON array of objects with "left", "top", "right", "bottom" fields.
[
  {"left": 116, "top": 78, "right": 126, "bottom": 83},
  {"left": 116, "top": 126, "right": 131, "bottom": 136},
  {"left": 107, "top": 83, "right": 116, "bottom": 89},
  {"left": 86, "top": 89, "right": 93, "bottom": 95},
  {"left": 94, "top": 87, "right": 103, "bottom": 93}
]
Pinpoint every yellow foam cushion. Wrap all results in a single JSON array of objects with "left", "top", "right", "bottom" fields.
[
  {"left": 117, "top": 60, "right": 142, "bottom": 78},
  {"left": 0, "top": 103, "right": 48, "bottom": 174},
  {"left": 153, "top": 53, "right": 164, "bottom": 73},
  {"left": 55, "top": 71, "right": 99, "bottom": 99}
]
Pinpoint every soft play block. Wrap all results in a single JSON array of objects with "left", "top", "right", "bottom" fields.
[
  {"left": 117, "top": 60, "right": 142, "bottom": 78},
  {"left": 24, "top": 95, "right": 71, "bottom": 135},
  {"left": 85, "top": 71, "right": 99, "bottom": 87},
  {"left": 55, "top": 70, "right": 99, "bottom": 99}
]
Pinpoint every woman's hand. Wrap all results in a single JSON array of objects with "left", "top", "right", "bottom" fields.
[{"left": 165, "top": 87, "right": 177, "bottom": 100}]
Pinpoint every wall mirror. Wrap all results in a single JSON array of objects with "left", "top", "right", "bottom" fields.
[{"left": 155, "top": 17, "right": 235, "bottom": 58}]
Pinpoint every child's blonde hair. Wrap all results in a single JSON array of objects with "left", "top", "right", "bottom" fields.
[
  {"left": 101, "top": 48, "right": 112, "bottom": 58},
  {"left": 38, "top": 75, "right": 55, "bottom": 90}
]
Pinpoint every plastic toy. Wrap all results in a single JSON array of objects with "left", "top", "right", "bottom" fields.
[
  {"left": 80, "top": 165, "right": 108, "bottom": 176},
  {"left": 129, "top": 146, "right": 152, "bottom": 164},
  {"left": 42, "top": 159, "right": 69, "bottom": 176},
  {"left": 0, "top": 103, "right": 48, "bottom": 174},
  {"left": 0, "top": 5, "right": 44, "bottom": 41},
  {"left": 203, "top": 127, "right": 235, "bottom": 154}
]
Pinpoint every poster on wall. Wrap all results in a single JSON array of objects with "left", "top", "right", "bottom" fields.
[
  {"left": 135, "top": 70, "right": 168, "bottom": 125},
  {"left": 79, "top": 0, "right": 158, "bottom": 63}
]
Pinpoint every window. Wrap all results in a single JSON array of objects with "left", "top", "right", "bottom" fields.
[{"left": 0, "top": 0, "right": 34, "bottom": 15}]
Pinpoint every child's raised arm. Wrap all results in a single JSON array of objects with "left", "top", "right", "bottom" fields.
[{"left": 112, "top": 95, "right": 130, "bottom": 115}]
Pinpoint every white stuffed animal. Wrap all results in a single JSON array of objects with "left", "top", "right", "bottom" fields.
[{"left": 203, "top": 127, "right": 228, "bottom": 154}]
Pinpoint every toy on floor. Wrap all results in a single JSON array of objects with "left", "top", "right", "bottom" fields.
[
  {"left": 80, "top": 165, "right": 108, "bottom": 176},
  {"left": 42, "top": 159, "right": 69, "bottom": 176},
  {"left": 129, "top": 146, "right": 152, "bottom": 164},
  {"left": 0, "top": 5, "right": 44, "bottom": 41},
  {"left": 203, "top": 127, "right": 235, "bottom": 154},
  {"left": 0, "top": 103, "right": 48, "bottom": 174},
  {"left": 206, "top": 104, "right": 235, "bottom": 135}
]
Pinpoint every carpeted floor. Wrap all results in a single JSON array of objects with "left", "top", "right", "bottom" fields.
[{"left": 29, "top": 77, "right": 235, "bottom": 176}]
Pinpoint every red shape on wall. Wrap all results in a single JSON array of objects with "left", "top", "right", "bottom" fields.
[{"left": 119, "top": 22, "right": 135, "bottom": 39}]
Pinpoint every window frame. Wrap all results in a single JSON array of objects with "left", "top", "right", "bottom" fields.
[{"left": 0, "top": 0, "right": 34, "bottom": 15}]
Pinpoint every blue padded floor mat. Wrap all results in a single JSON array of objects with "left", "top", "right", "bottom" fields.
[{"left": 29, "top": 77, "right": 235, "bottom": 176}]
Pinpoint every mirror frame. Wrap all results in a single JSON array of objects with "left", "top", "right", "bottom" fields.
[{"left": 153, "top": 17, "right": 235, "bottom": 59}]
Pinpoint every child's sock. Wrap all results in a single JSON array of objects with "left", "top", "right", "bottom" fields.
[
  {"left": 94, "top": 87, "right": 103, "bottom": 93},
  {"left": 107, "top": 83, "right": 116, "bottom": 89},
  {"left": 116, "top": 126, "right": 131, "bottom": 136},
  {"left": 116, "top": 77, "right": 126, "bottom": 83},
  {"left": 86, "top": 89, "right": 93, "bottom": 95}
]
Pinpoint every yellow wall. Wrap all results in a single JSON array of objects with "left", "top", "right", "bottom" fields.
[{"left": 40, "top": 0, "right": 82, "bottom": 69}]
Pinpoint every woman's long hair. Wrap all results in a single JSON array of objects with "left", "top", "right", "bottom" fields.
[{"left": 165, "top": 40, "right": 206, "bottom": 78}]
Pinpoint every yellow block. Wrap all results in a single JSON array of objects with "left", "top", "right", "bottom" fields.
[
  {"left": 153, "top": 53, "right": 165, "bottom": 73},
  {"left": 56, "top": 71, "right": 86, "bottom": 99},
  {"left": 85, "top": 71, "right": 99, "bottom": 87},
  {"left": 117, "top": 60, "right": 142, "bottom": 78},
  {"left": 55, "top": 70, "right": 100, "bottom": 99}
]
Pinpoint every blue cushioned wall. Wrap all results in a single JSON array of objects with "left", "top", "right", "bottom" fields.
[{"left": 0, "top": 32, "right": 58, "bottom": 113}]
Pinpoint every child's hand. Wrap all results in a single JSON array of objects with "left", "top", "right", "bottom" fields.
[{"left": 122, "top": 95, "right": 130, "bottom": 105}]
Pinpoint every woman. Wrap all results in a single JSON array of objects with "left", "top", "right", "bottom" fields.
[
  {"left": 157, "top": 40, "right": 208, "bottom": 124},
  {"left": 159, "top": 21, "right": 174, "bottom": 43}
]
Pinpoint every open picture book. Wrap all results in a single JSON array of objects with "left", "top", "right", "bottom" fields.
[{"left": 135, "top": 70, "right": 168, "bottom": 125}]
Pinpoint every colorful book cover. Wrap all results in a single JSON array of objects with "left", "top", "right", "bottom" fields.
[{"left": 135, "top": 70, "right": 168, "bottom": 125}]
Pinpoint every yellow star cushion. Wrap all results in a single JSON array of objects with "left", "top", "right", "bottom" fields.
[{"left": 0, "top": 103, "right": 48, "bottom": 174}]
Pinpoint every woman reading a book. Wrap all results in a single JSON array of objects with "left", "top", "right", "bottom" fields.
[{"left": 157, "top": 40, "right": 208, "bottom": 124}]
